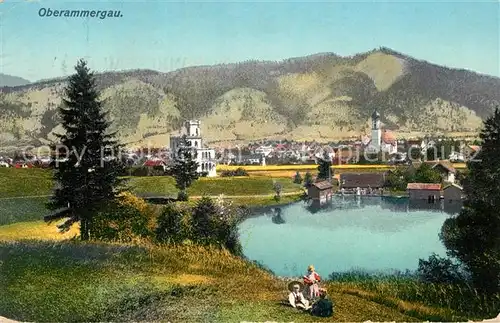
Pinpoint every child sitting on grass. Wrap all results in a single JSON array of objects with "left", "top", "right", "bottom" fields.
[{"left": 287, "top": 281, "right": 311, "bottom": 311}]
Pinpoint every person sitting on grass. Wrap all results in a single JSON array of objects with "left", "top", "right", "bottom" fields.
[
  {"left": 287, "top": 281, "right": 311, "bottom": 311},
  {"left": 310, "top": 288, "right": 334, "bottom": 318}
]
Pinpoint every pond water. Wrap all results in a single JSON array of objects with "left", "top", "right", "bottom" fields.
[{"left": 238, "top": 196, "right": 462, "bottom": 277}]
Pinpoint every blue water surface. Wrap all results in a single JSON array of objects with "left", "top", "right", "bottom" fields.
[{"left": 238, "top": 196, "right": 461, "bottom": 277}]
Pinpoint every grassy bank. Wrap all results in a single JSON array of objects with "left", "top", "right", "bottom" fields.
[
  {"left": 328, "top": 271, "right": 499, "bottom": 321},
  {"left": 0, "top": 220, "right": 494, "bottom": 322},
  {"left": 0, "top": 238, "right": 428, "bottom": 322}
]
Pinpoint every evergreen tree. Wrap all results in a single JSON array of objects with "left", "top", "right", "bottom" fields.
[
  {"left": 317, "top": 151, "right": 332, "bottom": 181},
  {"left": 47, "top": 59, "right": 126, "bottom": 240},
  {"left": 293, "top": 171, "right": 303, "bottom": 184},
  {"left": 440, "top": 107, "right": 500, "bottom": 296},
  {"left": 304, "top": 172, "right": 314, "bottom": 188},
  {"left": 273, "top": 181, "right": 282, "bottom": 201},
  {"left": 409, "top": 147, "right": 422, "bottom": 162},
  {"left": 171, "top": 135, "right": 199, "bottom": 200}
]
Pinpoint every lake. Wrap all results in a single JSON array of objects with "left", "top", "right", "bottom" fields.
[{"left": 238, "top": 196, "right": 462, "bottom": 277}]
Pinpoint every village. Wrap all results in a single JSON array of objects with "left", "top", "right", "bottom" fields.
[
  {"left": 0, "top": 111, "right": 477, "bottom": 205},
  {"left": 0, "top": 111, "right": 480, "bottom": 169}
]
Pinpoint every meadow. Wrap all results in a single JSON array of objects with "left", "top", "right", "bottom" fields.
[
  {"left": 0, "top": 168, "right": 302, "bottom": 198},
  {"left": 0, "top": 232, "right": 472, "bottom": 322},
  {"left": 0, "top": 198, "right": 496, "bottom": 321}
]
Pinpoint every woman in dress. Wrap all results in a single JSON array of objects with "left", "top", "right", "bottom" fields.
[{"left": 303, "top": 264, "right": 321, "bottom": 300}]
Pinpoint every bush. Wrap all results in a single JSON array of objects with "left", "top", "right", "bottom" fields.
[
  {"left": 117, "top": 192, "right": 157, "bottom": 232},
  {"left": 128, "top": 166, "right": 165, "bottom": 176},
  {"left": 155, "top": 202, "right": 187, "bottom": 244},
  {"left": 191, "top": 197, "right": 217, "bottom": 243},
  {"left": 91, "top": 202, "right": 152, "bottom": 242},
  {"left": 90, "top": 192, "right": 158, "bottom": 242},
  {"left": 220, "top": 167, "right": 249, "bottom": 177},
  {"left": 188, "top": 196, "right": 243, "bottom": 255},
  {"left": 211, "top": 196, "right": 243, "bottom": 255},
  {"left": 417, "top": 254, "right": 465, "bottom": 284},
  {"left": 177, "top": 190, "right": 189, "bottom": 201}
]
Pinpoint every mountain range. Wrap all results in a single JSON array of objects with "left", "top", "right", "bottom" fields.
[
  {"left": 0, "top": 74, "right": 30, "bottom": 87},
  {"left": 0, "top": 47, "right": 499, "bottom": 150}
]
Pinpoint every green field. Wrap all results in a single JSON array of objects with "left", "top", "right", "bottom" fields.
[
  {"left": 0, "top": 168, "right": 303, "bottom": 225},
  {"left": 0, "top": 168, "right": 302, "bottom": 198},
  {"left": 0, "top": 239, "right": 465, "bottom": 322},
  {"left": 0, "top": 197, "right": 49, "bottom": 226},
  {"left": 129, "top": 176, "right": 302, "bottom": 197},
  {"left": 0, "top": 168, "right": 53, "bottom": 198}
]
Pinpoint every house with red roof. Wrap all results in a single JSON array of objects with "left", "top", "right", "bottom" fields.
[
  {"left": 143, "top": 158, "right": 166, "bottom": 169},
  {"left": 407, "top": 183, "right": 442, "bottom": 200}
]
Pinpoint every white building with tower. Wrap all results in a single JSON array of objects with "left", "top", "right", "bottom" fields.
[
  {"left": 169, "top": 120, "right": 217, "bottom": 177},
  {"left": 364, "top": 110, "right": 398, "bottom": 155}
]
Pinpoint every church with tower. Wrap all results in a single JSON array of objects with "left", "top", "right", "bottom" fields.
[
  {"left": 363, "top": 110, "right": 398, "bottom": 155},
  {"left": 169, "top": 120, "right": 217, "bottom": 177}
]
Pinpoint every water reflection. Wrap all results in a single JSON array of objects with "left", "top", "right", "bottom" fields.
[
  {"left": 271, "top": 208, "right": 286, "bottom": 224},
  {"left": 306, "top": 196, "right": 462, "bottom": 216},
  {"left": 239, "top": 196, "right": 461, "bottom": 276}
]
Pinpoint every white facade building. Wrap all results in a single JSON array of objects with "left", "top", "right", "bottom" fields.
[
  {"left": 255, "top": 145, "right": 273, "bottom": 157},
  {"left": 170, "top": 120, "right": 217, "bottom": 177},
  {"left": 366, "top": 110, "right": 398, "bottom": 155}
]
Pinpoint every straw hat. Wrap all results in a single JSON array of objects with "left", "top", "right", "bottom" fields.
[
  {"left": 288, "top": 281, "right": 304, "bottom": 292},
  {"left": 307, "top": 265, "right": 315, "bottom": 271}
]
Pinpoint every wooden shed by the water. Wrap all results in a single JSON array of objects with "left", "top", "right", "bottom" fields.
[
  {"left": 307, "top": 181, "right": 333, "bottom": 204},
  {"left": 407, "top": 183, "right": 441, "bottom": 200},
  {"left": 339, "top": 173, "right": 386, "bottom": 189},
  {"left": 443, "top": 183, "right": 464, "bottom": 201}
]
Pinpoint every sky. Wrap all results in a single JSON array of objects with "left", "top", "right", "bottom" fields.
[{"left": 0, "top": 0, "right": 498, "bottom": 81}]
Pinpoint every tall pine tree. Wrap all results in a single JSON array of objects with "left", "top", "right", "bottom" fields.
[
  {"left": 171, "top": 135, "right": 199, "bottom": 200},
  {"left": 440, "top": 107, "right": 500, "bottom": 296},
  {"left": 47, "top": 59, "right": 126, "bottom": 240},
  {"left": 317, "top": 150, "right": 333, "bottom": 182}
]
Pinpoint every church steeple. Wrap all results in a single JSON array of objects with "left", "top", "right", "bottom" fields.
[
  {"left": 371, "top": 110, "right": 380, "bottom": 130},
  {"left": 370, "top": 110, "right": 382, "bottom": 151}
]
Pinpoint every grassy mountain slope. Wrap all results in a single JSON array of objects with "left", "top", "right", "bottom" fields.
[{"left": 0, "top": 48, "right": 497, "bottom": 148}]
